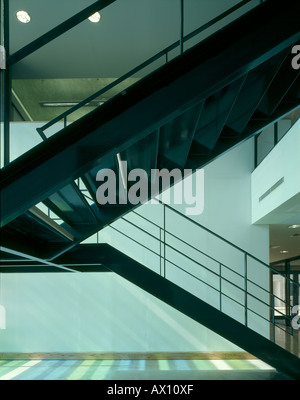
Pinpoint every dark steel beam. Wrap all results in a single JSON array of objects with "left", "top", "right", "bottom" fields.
[
  {"left": 180, "top": 0, "right": 184, "bottom": 55},
  {"left": 7, "top": 0, "right": 117, "bottom": 65},
  {"left": 0, "top": 224, "right": 74, "bottom": 260},
  {"left": 0, "top": 264, "right": 109, "bottom": 273},
  {"left": 1, "top": 0, "right": 299, "bottom": 228},
  {"left": 2, "top": 0, "right": 11, "bottom": 166},
  {"left": 0, "top": 246, "right": 78, "bottom": 272}
]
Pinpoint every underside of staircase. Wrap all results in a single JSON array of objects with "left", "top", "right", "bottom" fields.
[{"left": 0, "top": 0, "right": 299, "bottom": 379}]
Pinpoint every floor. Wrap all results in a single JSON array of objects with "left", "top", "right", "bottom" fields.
[
  {"left": 0, "top": 325, "right": 297, "bottom": 381},
  {"left": 0, "top": 358, "right": 291, "bottom": 380}
]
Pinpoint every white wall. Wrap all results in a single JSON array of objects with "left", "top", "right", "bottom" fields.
[
  {"left": 0, "top": 122, "right": 66, "bottom": 168},
  {"left": 251, "top": 120, "right": 300, "bottom": 225},
  {"left": 0, "top": 272, "right": 242, "bottom": 353}
]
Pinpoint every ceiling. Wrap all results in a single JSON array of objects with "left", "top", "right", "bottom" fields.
[
  {"left": 5, "top": 0, "right": 300, "bottom": 264},
  {"left": 9, "top": 0, "right": 254, "bottom": 79},
  {"left": 8, "top": 0, "right": 259, "bottom": 121},
  {"left": 270, "top": 223, "right": 300, "bottom": 264},
  {"left": 268, "top": 191, "right": 300, "bottom": 263}
]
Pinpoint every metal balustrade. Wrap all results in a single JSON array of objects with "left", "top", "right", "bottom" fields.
[{"left": 94, "top": 198, "right": 300, "bottom": 355}]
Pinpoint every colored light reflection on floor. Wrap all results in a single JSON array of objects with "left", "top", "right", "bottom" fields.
[{"left": 0, "top": 358, "right": 278, "bottom": 380}]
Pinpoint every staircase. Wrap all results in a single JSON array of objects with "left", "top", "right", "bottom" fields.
[{"left": 0, "top": 0, "right": 300, "bottom": 379}]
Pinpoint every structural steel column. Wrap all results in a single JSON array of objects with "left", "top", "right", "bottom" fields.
[
  {"left": 1, "top": 0, "right": 11, "bottom": 166},
  {"left": 180, "top": 0, "right": 184, "bottom": 55}
]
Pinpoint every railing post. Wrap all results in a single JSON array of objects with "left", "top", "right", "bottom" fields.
[
  {"left": 244, "top": 253, "right": 248, "bottom": 327},
  {"left": 163, "top": 204, "right": 166, "bottom": 278},
  {"left": 180, "top": 0, "right": 184, "bottom": 55},
  {"left": 274, "top": 121, "right": 278, "bottom": 145},
  {"left": 1, "top": 0, "right": 11, "bottom": 166},
  {"left": 159, "top": 227, "right": 162, "bottom": 276},
  {"left": 290, "top": 304, "right": 294, "bottom": 337},
  {"left": 271, "top": 294, "right": 275, "bottom": 343},
  {"left": 254, "top": 134, "right": 258, "bottom": 168},
  {"left": 219, "top": 263, "right": 222, "bottom": 312}
]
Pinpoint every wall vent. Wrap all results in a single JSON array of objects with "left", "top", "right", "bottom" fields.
[{"left": 259, "top": 177, "right": 284, "bottom": 202}]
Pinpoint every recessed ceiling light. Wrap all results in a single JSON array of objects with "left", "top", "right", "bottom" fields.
[
  {"left": 270, "top": 245, "right": 280, "bottom": 249},
  {"left": 288, "top": 224, "right": 300, "bottom": 229},
  {"left": 40, "top": 100, "right": 104, "bottom": 107},
  {"left": 280, "top": 250, "right": 289, "bottom": 254},
  {"left": 16, "top": 10, "right": 31, "bottom": 24},
  {"left": 88, "top": 12, "right": 101, "bottom": 23}
]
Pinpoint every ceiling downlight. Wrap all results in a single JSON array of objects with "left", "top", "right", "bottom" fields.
[
  {"left": 16, "top": 10, "right": 31, "bottom": 24},
  {"left": 88, "top": 12, "right": 101, "bottom": 23}
]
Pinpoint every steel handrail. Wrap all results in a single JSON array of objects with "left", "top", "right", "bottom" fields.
[
  {"left": 108, "top": 206, "right": 297, "bottom": 339},
  {"left": 151, "top": 200, "right": 300, "bottom": 286},
  {"left": 121, "top": 210, "right": 298, "bottom": 309}
]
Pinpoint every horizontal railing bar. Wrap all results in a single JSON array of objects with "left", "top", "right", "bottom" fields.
[
  {"left": 122, "top": 213, "right": 299, "bottom": 303},
  {"left": 158, "top": 201, "right": 300, "bottom": 287},
  {"left": 171, "top": 260, "right": 294, "bottom": 333},
  {"left": 248, "top": 254, "right": 300, "bottom": 286},
  {"left": 120, "top": 217, "right": 161, "bottom": 243},
  {"left": 119, "top": 217, "right": 285, "bottom": 318},
  {"left": 128, "top": 212, "right": 300, "bottom": 296},
  {"left": 160, "top": 258, "right": 283, "bottom": 332},
  {"left": 162, "top": 200, "right": 265, "bottom": 265},
  {"left": 183, "top": 0, "right": 253, "bottom": 44},
  {"left": 111, "top": 218, "right": 293, "bottom": 335},
  {"left": 273, "top": 307, "right": 291, "bottom": 319},
  {"left": 166, "top": 259, "right": 220, "bottom": 296},
  {"left": 120, "top": 218, "right": 247, "bottom": 298},
  {"left": 167, "top": 248, "right": 280, "bottom": 317},
  {"left": 121, "top": 216, "right": 227, "bottom": 280},
  {"left": 132, "top": 208, "right": 163, "bottom": 230},
  {"left": 108, "top": 225, "right": 160, "bottom": 258},
  {"left": 126, "top": 212, "right": 247, "bottom": 279}
]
